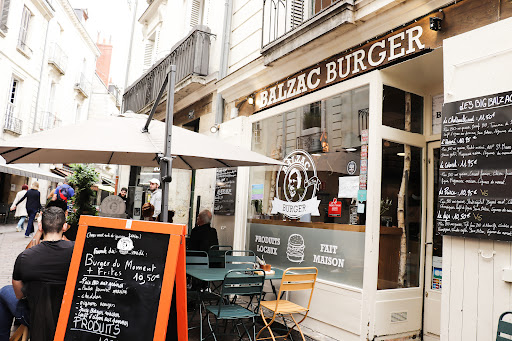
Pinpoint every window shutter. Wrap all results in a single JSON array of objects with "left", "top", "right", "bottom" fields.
[
  {"left": 18, "top": 6, "right": 31, "bottom": 47},
  {"left": 0, "top": 0, "right": 10, "bottom": 32},
  {"left": 143, "top": 40, "right": 154, "bottom": 71},
  {"left": 189, "top": 0, "right": 202, "bottom": 28},
  {"left": 290, "top": 0, "right": 304, "bottom": 28}
]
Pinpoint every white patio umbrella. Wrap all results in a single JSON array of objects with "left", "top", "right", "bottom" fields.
[{"left": 0, "top": 113, "right": 282, "bottom": 169}]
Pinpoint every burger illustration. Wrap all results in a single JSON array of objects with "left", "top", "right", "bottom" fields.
[{"left": 287, "top": 234, "right": 305, "bottom": 263}]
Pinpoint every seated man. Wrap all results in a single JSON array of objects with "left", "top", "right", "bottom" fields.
[
  {"left": 0, "top": 206, "right": 74, "bottom": 341},
  {"left": 188, "top": 209, "right": 218, "bottom": 253}
]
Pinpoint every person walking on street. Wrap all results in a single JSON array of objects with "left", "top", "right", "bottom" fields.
[
  {"left": 11, "top": 182, "right": 41, "bottom": 238},
  {"left": 10, "top": 185, "right": 28, "bottom": 232},
  {"left": 52, "top": 178, "right": 74, "bottom": 209}
]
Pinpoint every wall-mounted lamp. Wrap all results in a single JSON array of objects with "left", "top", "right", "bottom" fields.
[
  {"left": 247, "top": 94, "right": 255, "bottom": 105},
  {"left": 188, "top": 110, "right": 195, "bottom": 119},
  {"left": 210, "top": 124, "right": 220, "bottom": 134},
  {"left": 429, "top": 10, "right": 444, "bottom": 31},
  {"left": 236, "top": 94, "right": 256, "bottom": 110}
]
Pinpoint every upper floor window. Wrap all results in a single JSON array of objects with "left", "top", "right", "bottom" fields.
[
  {"left": 17, "top": 6, "right": 31, "bottom": 52},
  {"left": 313, "top": 0, "right": 341, "bottom": 15},
  {"left": 0, "top": 0, "right": 10, "bottom": 33}
]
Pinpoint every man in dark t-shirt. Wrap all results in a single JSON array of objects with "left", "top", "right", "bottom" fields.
[{"left": 0, "top": 207, "right": 73, "bottom": 341}]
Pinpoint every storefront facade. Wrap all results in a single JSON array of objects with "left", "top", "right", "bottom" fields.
[{"left": 217, "top": 0, "right": 512, "bottom": 339}]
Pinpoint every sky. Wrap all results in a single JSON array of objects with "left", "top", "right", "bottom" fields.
[{"left": 68, "top": 0, "right": 142, "bottom": 89}]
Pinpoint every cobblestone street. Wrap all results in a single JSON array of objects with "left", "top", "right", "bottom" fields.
[{"left": 0, "top": 223, "right": 34, "bottom": 287}]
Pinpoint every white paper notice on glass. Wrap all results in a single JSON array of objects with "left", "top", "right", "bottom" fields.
[{"left": 338, "top": 176, "right": 359, "bottom": 198}]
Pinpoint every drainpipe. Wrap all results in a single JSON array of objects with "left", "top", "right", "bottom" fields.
[
  {"left": 32, "top": 18, "right": 52, "bottom": 133},
  {"left": 214, "top": 0, "right": 233, "bottom": 125}
]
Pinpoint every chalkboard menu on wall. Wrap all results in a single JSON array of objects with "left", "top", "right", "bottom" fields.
[
  {"left": 55, "top": 217, "right": 188, "bottom": 341},
  {"left": 214, "top": 168, "right": 237, "bottom": 215},
  {"left": 438, "top": 90, "right": 512, "bottom": 240}
]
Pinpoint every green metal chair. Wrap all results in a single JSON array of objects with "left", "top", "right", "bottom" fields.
[
  {"left": 208, "top": 245, "right": 232, "bottom": 268},
  {"left": 205, "top": 269, "right": 266, "bottom": 341},
  {"left": 186, "top": 251, "right": 218, "bottom": 335},
  {"left": 225, "top": 250, "right": 256, "bottom": 270},
  {"left": 497, "top": 311, "right": 512, "bottom": 341}
]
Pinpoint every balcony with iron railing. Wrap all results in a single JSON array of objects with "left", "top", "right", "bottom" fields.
[
  {"left": 48, "top": 43, "right": 68, "bottom": 74},
  {"left": 123, "top": 27, "right": 213, "bottom": 114},
  {"left": 261, "top": 0, "right": 354, "bottom": 64},
  {"left": 75, "top": 73, "right": 91, "bottom": 97},
  {"left": 39, "top": 112, "right": 61, "bottom": 131},
  {"left": 4, "top": 104, "right": 23, "bottom": 135}
]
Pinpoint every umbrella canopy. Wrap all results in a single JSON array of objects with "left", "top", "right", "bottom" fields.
[{"left": 0, "top": 114, "right": 283, "bottom": 169}]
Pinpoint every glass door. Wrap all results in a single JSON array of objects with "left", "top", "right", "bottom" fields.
[{"left": 423, "top": 141, "right": 442, "bottom": 340}]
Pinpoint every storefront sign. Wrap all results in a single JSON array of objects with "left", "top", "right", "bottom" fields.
[
  {"left": 249, "top": 222, "right": 365, "bottom": 287},
  {"left": 271, "top": 150, "right": 321, "bottom": 219},
  {"left": 238, "top": 0, "right": 509, "bottom": 114},
  {"left": 437, "top": 90, "right": 512, "bottom": 240},
  {"left": 255, "top": 26, "right": 427, "bottom": 110},
  {"left": 328, "top": 198, "right": 342, "bottom": 217}
]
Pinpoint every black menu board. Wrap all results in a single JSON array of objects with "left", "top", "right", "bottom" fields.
[
  {"left": 437, "top": 90, "right": 512, "bottom": 240},
  {"left": 214, "top": 168, "right": 237, "bottom": 215}
]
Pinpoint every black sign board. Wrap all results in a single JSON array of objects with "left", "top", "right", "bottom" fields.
[
  {"left": 55, "top": 217, "right": 189, "bottom": 341},
  {"left": 214, "top": 168, "right": 237, "bottom": 215},
  {"left": 437, "top": 90, "right": 512, "bottom": 240}
]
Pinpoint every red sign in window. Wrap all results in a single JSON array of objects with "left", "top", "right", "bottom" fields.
[{"left": 328, "top": 198, "right": 342, "bottom": 217}]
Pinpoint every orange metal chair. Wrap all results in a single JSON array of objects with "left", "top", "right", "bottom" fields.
[{"left": 256, "top": 267, "right": 318, "bottom": 341}]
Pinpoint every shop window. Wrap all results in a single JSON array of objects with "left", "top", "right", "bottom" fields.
[
  {"left": 382, "top": 85, "right": 423, "bottom": 134},
  {"left": 378, "top": 140, "right": 422, "bottom": 289},
  {"left": 248, "top": 85, "right": 369, "bottom": 287}
]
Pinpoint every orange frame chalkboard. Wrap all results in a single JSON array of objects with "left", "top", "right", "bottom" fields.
[{"left": 54, "top": 216, "right": 188, "bottom": 341}]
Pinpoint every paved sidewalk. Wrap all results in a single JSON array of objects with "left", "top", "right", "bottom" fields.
[{"left": 0, "top": 223, "right": 34, "bottom": 287}]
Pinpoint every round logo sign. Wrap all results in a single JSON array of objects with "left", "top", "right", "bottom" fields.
[
  {"left": 347, "top": 160, "right": 357, "bottom": 175},
  {"left": 271, "top": 150, "right": 321, "bottom": 219}
]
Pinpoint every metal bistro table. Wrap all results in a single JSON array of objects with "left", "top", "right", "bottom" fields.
[{"left": 186, "top": 267, "right": 284, "bottom": 340}]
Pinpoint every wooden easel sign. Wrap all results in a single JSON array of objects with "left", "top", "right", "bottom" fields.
[{"left": 54, "top": 216, "right": 188, "bottom": 341}]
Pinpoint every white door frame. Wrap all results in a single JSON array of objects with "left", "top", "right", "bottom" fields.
[{"left": 423, "top": 140, "right": 441, "bottom": 340}]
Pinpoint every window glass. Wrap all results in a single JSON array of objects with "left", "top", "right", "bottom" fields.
[
  {"left": 382, "top": 85, "right": 423, "bottom": 133},
  {"left": 378, "top": 140, "right": 422, "bottom": 289},
  {"left": 248, "top": 85, "right": 369, "bottom": 287}
]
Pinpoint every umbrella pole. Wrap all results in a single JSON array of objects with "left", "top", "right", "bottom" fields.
[{"left": 160, "top": 65, "right": 176, "bottom": 223}]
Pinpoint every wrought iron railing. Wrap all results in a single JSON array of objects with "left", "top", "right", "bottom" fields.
[
  {"left": 262, "top": 0, "right": 342, "bottom": 47},
  {"left": 4, "top": 105, "right": 22, "bottom": 135},
  {"left": 75, "top": 73, "right": 91, "bottom": 97},
  {"left": 48, "top": 43, "right": 68, "bottom": 74},
  {"left": 39, "top": 112, "right": 61, "bottom": 131},
  {"left": 123, "top": 27, "right": 213, "bottom": 114}
]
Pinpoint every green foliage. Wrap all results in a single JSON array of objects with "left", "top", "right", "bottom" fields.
[{"left": 67, "top": 164, "right": 99, "bottom": 228}]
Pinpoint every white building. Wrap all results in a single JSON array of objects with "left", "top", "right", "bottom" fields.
[
  {"left": 0, "top": 0, "right": 104, "bottom": 205},
  {"left": 125, "top": 0, "right": 512, "bottom": 340}
]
